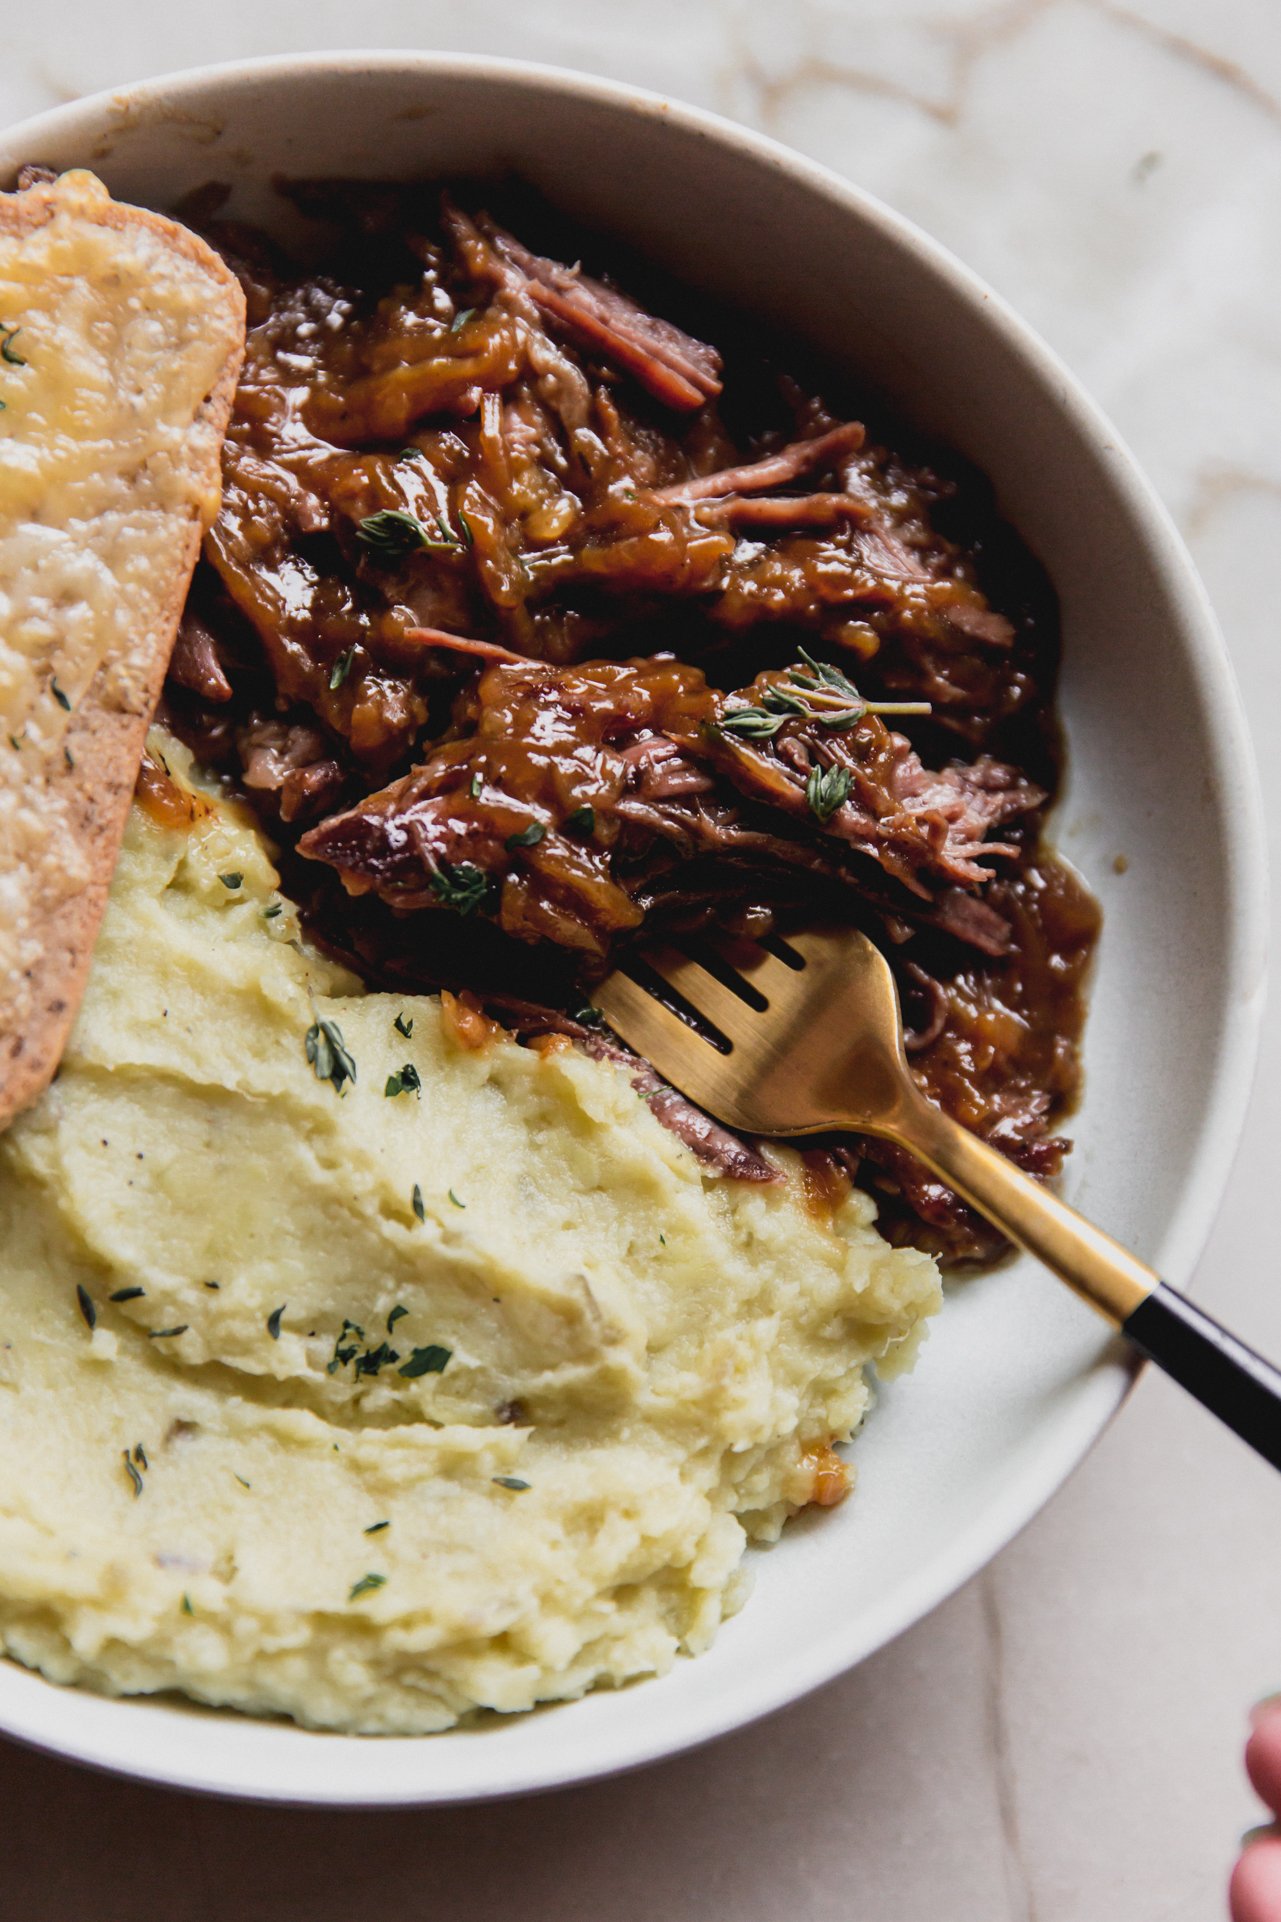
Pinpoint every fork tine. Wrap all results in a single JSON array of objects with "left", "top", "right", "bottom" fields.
[
  {"left": 713, "top": 937, "right": 807, "bottom": 1000},
  {"left": 643, "top": 944, "right": 764, "bottom": 1046},
  {"left": 593, "top": 967, "right": 729, "bottom": 1068}
]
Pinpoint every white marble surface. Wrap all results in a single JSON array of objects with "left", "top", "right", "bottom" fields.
[{"left": 3, "top": 5, "right": 1280, "bottom": 1917}]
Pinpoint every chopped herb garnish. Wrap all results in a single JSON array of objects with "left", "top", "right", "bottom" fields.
[
  {"left": 450, "top": 306, "right": 476, "bottom": 332},
  {"left": 455, "top": 509, "right": 473, "bottom": 549},
  {"left": 469, "top": 769, "right": 483, "bottom": 800},
  {"left": 398, "top": 1343, "right": 451, "bottom": 1379},
  {"left": 181, "top": 1593, "right": 193, "bottom": 1615},
  {"left": 505, "top": 821, "right": 546, "bottom": 851},
  {"left": 493, "top": 1476, "right": 531, "bottom": 1491},
  {"left": 326, "top": 1316, "right": 366, "bottom": 1375},
  {"left": 571, "top": 1005, "right": 603, "bottom": 1028},
  {"left": 134, "top": 1443, "right": 148, "bottom": 1470},
  {"left": 8, "top": 735, "right": 20, "bottom": 751},
  {"left": 263, "top": 903, "right": 283, "bottom": 919},
  {"left": 50, "top": 676, "right": 71, "bottom": 712},
  {"left": 364, "top": 1520, "right": 390, "bottom": 1535},
  {"left": 448, "top": 1189, "right": 465, "bottom": 1209},
  {"left": 218, "top": 871, "right": 243, "bottom": 890},
  {"left": 429, "top": 860, "right": 497, "bottom": 917},
  {"left": 148, "top": 1325, "right": 189, "bottom": 1340},
  {"left": 356, "top": 508, "right": 461, "bottom": 560},
  {"left": 266, "top": 1304, "right": 286, "bottom": 1341},
  {"left": 384, "top": 1063, "right": 422, "bottom": 1099},
  {"left": 63, "top": 744, "right": 74, "bottom": 769},
  {"left": 387, "top": 1304, "right": 409, "bottom": 1332},
  {"left": 329, "top": 647, "right": 354, "bottom": 690},
  {"left": 397, "top": 444, "right": 423, "bottom": 461},
  {"left": 122, "top": 1451, "right": 144, "bottom": 1498},
  {"left": 76, "top": 1285, "right": 96, "bottom": 1332},
  {"left": 306, "top": 1018, "right": 357, "bottom": 1094},
  {"left": 563, "top": 805, "right": 595, "bottom": 837},
  {"left": 110, "top": 1286, "right": 145, "bottom": 1303},
  {"left": 0, "top": 324, "right": 24, "bottom": 367},
  {"left": 659, "top": 1233, "right": 667, "bottom": 1245},
  {"left": 806, "top": 762, "right": 853, "bottom": 824},
  {"left": 234, "top": 1474, "right": 252, "bottom": 1489},
  {"left": 394, "top": 1012, "right": 414, "bottom": 1039},
  {"left": 412, "top": 1183, "right": 426, "bottom": 1222},
  {"left": 349, "top": 1572, "right": 387, "bottom": 1601},
  {"left": 354, "top": 1340, "right": 401, "bottom": 1378},
  {"left": 203, "top": 1280, "right": 221, "bottom": 1291}
]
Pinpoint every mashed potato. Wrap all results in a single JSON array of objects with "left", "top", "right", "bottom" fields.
[{"left": 0, "top": 738, "right": 940, "bottom": 1734}]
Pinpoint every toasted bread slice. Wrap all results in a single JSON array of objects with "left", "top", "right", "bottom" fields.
[{"left": 0, "top": 169, "right": 245, "bottom": 1129}]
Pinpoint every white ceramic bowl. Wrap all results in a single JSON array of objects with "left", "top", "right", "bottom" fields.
[{"left": 0, "top": 52, "right": 1266, "bottom": 1806}]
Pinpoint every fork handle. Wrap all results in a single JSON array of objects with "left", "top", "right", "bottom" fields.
[{"left": 887, "top": 1088, "right": 1281, "bottom": 1471}]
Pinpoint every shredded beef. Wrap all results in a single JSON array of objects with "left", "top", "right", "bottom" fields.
[{"left": 167, "top": 179, "right": 1100, "bottom": 1262}]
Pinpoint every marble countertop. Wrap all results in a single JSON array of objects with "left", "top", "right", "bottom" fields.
[{"left": 3, "top": 4, "right": 1279, "bottom": 1917}]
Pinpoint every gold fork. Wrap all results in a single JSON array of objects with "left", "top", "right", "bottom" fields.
[{"left": 595, "top": 924, "right": 1281, "bottom": 1469}]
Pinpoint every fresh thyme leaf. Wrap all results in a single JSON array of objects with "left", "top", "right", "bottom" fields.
[
  {"left": 450, "top": 306, "right": 476, "bottom": 332},
  {"left": 760, "top": 687, "right": 811, "bottom": 717},
  {"left": 563, "top": 805, "right": 595, "bottom": 837},
  {"left": 455, "top": 509, "right": 473, "bottom": 549},
  {"left": 50, "top": 676, "right": 71, "bottom": 712},
  {"left": 806, "top": 762, "right": 853, "bottom": 824},
  {"left": 218, "top": 872, "right": 243, "bottom": 890},
  {"left": 493, "top": 1476, "right": 530, "bottom": 1491},
  {"left": 110, "top": 1286, "right": 145, "bottom": 1303},
  {"left": 429, "top": 860, "right": 496, "bottom": 917},
  {"left": 505, "top": 821, "right": 546, "bottom": 851},
  {"left": 204, "top": 1280, "right": 221, "bottom": 1290},
  {"left": 397, "top": 1343, "right": 451, "bottom": 1379},
  {"left": 349, "top": 1572, "right": 387, "bottom": 1601},
  {"left": 412, "top": 1183, "right": 426, "bottom": 1222},
  {"left": 718, "top": 705, "right": 785, "bottom": 740},
  {"left": 397, "top": 445, "right": 423, "bottom": 461},
  {"left": 448, "top": 1189, "right": 465, "bottom": 1208},
  {"left": 384, "top": 1063, "right": 422, "bottom": 1099},
  {"left": 394, "top": 1012, "right": 414, "bottom": 1038},
  {"left": 148, "top": 1326, "right": 189, "bottom": 1340},
  {"left": 122, "top": 1451, "right": 144, "bottom": 1498},
  {"left": 234, "top": 1474, "right": 252, "bottom": 1490},
  {"left": 0, "top": 325, "right": 24, "bottom": 366},
  {"left": 181, "top": 1593, "right": 193, "bottom": 1615},
  {"left": 75, "top": 1285, "right": 96, "bottom": 1332},
  {"left": 266, "top": 1304, "right": 286, "bottom": 1341},
  {"left": 329, "top": 647, "right": 355, "bottom": 690},
  {"left": 306, "top": 1018, "right": 357, "bottom": 1094},
  {"left": 364, "top": 1520, "right": 390, "bottom": 1534},
  {"left": 134, "top": 1443, "right": 148, "bottom": 1470},
  {"left": 387, "top": 1305, "right": 409, "bottom": 1331},
  {"left": 8, "top": 735, "right": 20, "bottom": 751},
  {"left": 571, "top": 1004, "right": 603, "bottom": 1027},
  {"left": 63, "top": 745, "right": 74, "bottom": 770},
  {"left": 356, "top": 508, "right": 460, "bottom": 560},
  {"left": 263, "top": 903, "right": 283, "bottom": 919},
  {"left": 468, "top": 770, "right": 483, "bottom": 799}
]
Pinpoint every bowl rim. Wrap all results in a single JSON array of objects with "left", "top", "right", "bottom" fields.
[{"left": 0, "top": 47, "right": 1268, "bottom": 1806}]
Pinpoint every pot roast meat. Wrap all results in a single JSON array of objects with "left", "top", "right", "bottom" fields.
[{"left": 170, "top": 179, "right": 1100, "bottom": 1263}]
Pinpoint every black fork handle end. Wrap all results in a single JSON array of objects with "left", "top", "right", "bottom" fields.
[{"left": 1123, "top": 1283, "right": 1281, "bottom": 1471}]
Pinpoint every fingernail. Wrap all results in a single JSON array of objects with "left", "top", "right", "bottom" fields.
[
  {"left": 1241, "top": 1825, "right": 1280, "bottom": 1850},
  {"left": 1251, "top": 1694, "right": 1281, "bottom": 1728}
]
